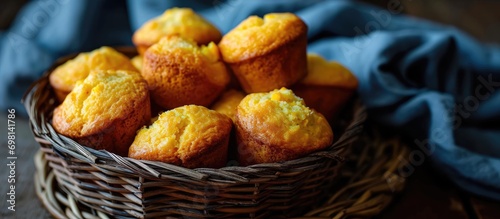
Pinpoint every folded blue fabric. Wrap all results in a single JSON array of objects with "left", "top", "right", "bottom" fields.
[{"left": 2, "top": 0, "right": 499, "bottom": 200}]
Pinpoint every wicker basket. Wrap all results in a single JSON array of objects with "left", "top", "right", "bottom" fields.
[
  {"left": 34, "top": 128, "right": 409, "bottom": 219},
  {"left": 23, "top": 47, "right": 366, "bottom": 218}
]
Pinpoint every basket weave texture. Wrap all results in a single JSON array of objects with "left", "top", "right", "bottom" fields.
[
  {"left": 34, "top": 129, "right": 409, "bottom": 219},
  {"left": 24, "top": 47, "right": 366, "bottom": 218}
]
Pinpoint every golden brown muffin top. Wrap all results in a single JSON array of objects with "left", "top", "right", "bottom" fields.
[
  {"left": 129, "top": 105, "right": 232, "bottom": 163},
  {"left": 131, "top": 55, "right": 143, "bottom": 72},
  {"left": 218, "top": 13, "right": 307, "bottom": 63},
  {"left": 49, "top": 47, "right": 138, "bottom": 93},
  {"left": 211, "top": 89, "right": 245, "bottom": 122},
  {"left": 237, "top": 88, "right": 333, "bottom": 150},
  {"left": 132, "top": 7, "right": 221, "bottom": 47},
  {"left": 146, "top": 36, "right": 229, "bottom": 87},
  {"left": 53, "top": 70, "right": 148, "bottom": 136},
  {"left": 301, "top": 54, "right": 358, "bottom": 89}
]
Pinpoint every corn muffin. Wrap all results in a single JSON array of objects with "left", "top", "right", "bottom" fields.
[
  {"left": 131, "top": 55, "right": 143, "bottom": 72},
  {"left": 142, "top": 36, "right": 230, "bottom": 109},
  {"left": 293, "top": 54, "right": 358, "bottom": 121},
  {"left": 132, "top": 7, "right": 222, "bottom": 55},
  {"left": 218, "top": 13, "right": 308, "bottom": 93},
  {"left": 52, "top": 70, "right": 151, "bottom": 156},
  {"left": 49, "top": 47, "right": 138, "bottom": 102},
  {"left": 211, "top": 89, "right": 245, "bottom": 122},
  {"left": 129, "top": 105, "right": 232, "bottom": 168},
  {"left": 235, "top": 88, "right": 333, "bottom": 165}
]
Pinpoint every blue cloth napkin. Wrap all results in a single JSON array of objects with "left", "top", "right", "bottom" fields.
[{"left": 2, "top": 0, "right": 499, "bottom": 200}]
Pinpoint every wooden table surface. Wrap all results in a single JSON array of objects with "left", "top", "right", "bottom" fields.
[{"left": 1, "top": 113, "right": 499, "bottom": 219}]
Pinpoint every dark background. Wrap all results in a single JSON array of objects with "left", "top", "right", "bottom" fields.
[{"left": 363, "top": 0, "right": 500, "bottom": 44}]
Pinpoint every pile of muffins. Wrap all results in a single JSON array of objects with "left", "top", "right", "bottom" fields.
[{"left": 49, "top": 8, "right": 358, "bottom": 168}]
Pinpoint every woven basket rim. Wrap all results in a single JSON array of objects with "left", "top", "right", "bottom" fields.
[
  {"left": 22, "top": 47, "right": 367, "bottom": 182},
  {"left": 34, "top": 129, "right": 409, "bottom": 219}
]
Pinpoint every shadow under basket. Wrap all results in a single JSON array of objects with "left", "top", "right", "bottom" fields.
[{"left": 23, "top": 47, "right": 366, "bottom": 219}]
